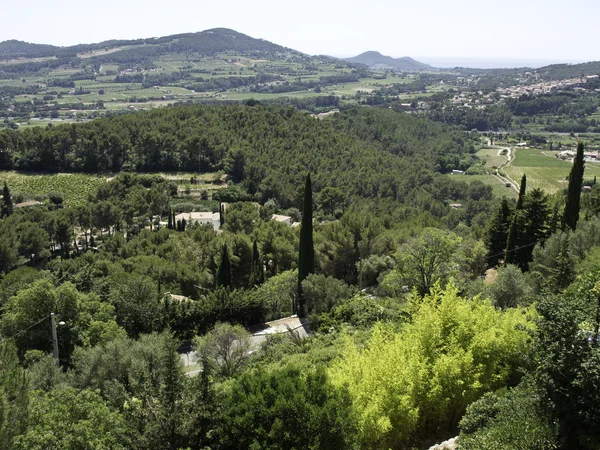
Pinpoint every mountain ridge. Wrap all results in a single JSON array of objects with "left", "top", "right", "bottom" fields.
[{"left": 345, "top": 51, "right": 432, "bottom": 70}]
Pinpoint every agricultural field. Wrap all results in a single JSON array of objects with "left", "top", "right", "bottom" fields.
[
  {"left": 446, "top": 173, "right": 517, "bottom": 199},
  {"left": 0, "top": 172, "right": 108, "bottom": 206},
  {"left": 476, "top": 147, "right": 509, "bottom": 169},
  {"left": 502, "top": 148, "right": 600, "bottom": 194},
  {"left": 0, "top": 170, "right": 227, "bottom": 206}
]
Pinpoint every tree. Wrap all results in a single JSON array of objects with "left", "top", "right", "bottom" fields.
[
  {"left": 298, "top": 173, "right": 314, "bottom": 316},
  {"left": 1, "top": 183, "right": 12, "bottom": 218},
  {"left": 216, "top": 244, "right": 232, "bottom": 289},
  {"left": 193, "top": 322, "right": 252, "bottom": 377},
  {"left": 13, "top": 387, "right": 130, "bottom": 449},
  {"left": 505, "top": 174, "right": 527, "bottom": 265},
  {"left": 301, "top": 273, "right": 353, "bottom": 315},
  {"left": 217, "top": 365, "right": 358, "bottom": 449},
  {"left": 329, "top": 283, "right": 533, "bottom": 448},
  {"left": 563, "top": 141, "right": 585, "bottom": 230},
  {"left": 395, "top": 227, "right": 462, "bottom": 295},
  {"left": 249, "top": 240, "right": 264, "bottom": 286},
  {"left": 485, "top": 198, "right": 512, "bottom": 267},
  {"left": 0, "top": 342, "right": 29, "bottom": 450}
]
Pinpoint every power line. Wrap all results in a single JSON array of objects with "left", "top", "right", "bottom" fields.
[
  {"left": 0, "top": 315, "right": 49, "bottom": 346},
  {"left": 487, "top": 236, "right": 547, "bottom": 261}
]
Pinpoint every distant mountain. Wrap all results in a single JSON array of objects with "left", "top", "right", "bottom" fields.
[
  {"left": 345, "top": 51, "right": 432, "bottom": 70},
  {"left": 0, "top": 40, "right": 61, "bottom": 58},
  {"left": 0, "top": 28, "right": 298, "bottom": 62}
]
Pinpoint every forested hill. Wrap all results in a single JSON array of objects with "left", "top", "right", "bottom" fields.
[
  {"left": 0, "top": 28, "right": 296, "bottom": 61},
  {"left": 0, "top": 40, "right": 60, "bottom": 57},
  {"left": 0, "top": 105, "right": 475, "bottom": 208},
  {"left": 535, "top": 60, "right": 600, "bottom": 80}
]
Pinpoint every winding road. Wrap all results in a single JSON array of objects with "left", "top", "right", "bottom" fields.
[{"left": 489, "top": 145, "right": 519, "bottom": 192}]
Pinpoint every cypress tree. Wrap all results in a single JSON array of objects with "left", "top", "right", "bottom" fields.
[
  {"left": 562, "top": 141, "right": 585, "bottom": 230},
  {"left": 485, "top": 198, "right": 512, "bottom": 267},
  {"left": 217, "top": 244, "right": 232, "bottom": 289},
  {"left": 249, "top": 240, "right": 264, "bottom": 286},
  {"left": 298, "top": 173, "right": 314, "bottom": 317},
  {"left": 1, "top": 182, "right": 12, "bottom": 218},
  {"left": 168, "top": 208, "right": 173, "bottom": 229},
  {"left": 516, "top": 174, "right": 527, "bottom": 210},
  {"left": 505, "top": 174, "right": 527, "bottom": 265}
]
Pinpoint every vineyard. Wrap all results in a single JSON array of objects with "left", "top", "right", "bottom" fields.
[{"left": 0, "top": 172, "right": 108, "bottom": 206}]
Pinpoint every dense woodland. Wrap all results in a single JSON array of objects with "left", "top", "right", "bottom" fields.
[{"left": 1, "top": 105, "right": 600, "bottom": 449}]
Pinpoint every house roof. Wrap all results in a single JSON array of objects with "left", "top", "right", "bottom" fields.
[
  {"left": 271, "top": 214, "right": 292, "bottom": 222},
  {"left": 14, "top": 200, "right": 42, "bottom": 209}
]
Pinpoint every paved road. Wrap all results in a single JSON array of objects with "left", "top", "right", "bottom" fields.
[
  {"left": 490, "top": 145, "right": 519, "bottom": 192},
  {"left": 181, "top": 316, "right": 310, "bottom": 377}
]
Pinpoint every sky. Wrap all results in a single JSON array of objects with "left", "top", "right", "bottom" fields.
[{"left": 1, "top": 0, "right": 598, "bottom": 68}]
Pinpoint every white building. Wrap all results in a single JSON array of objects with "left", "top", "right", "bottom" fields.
[
  {"left": 175, "top": 212, "right": 220, "bottom": 231},
  {"left": 270, "top": 214, "right": 292, "bottom": 226}
]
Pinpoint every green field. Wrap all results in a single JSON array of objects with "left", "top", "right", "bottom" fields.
[
  {"left": 0, "top": 172, "right": 109, "bottom": 206},
  {"left": 503, "top": 148, "right": 600, "bottom": 194},
  {"left": 476, "top": 147, "right": 509, "bottom": 169},
  {"left": 447, "top": 173, "right": 517, "bottom": 199}
]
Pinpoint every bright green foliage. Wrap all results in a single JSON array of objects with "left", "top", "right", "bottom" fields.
[
  {"left": 14, "top": 387, "right": 130, "bottom": 450},
  {"left": 298, "top": 172, "right": 314, "bottom": 316},
  {"left": 217, "top": 365, "right": 359, "bottom": 449},
  {"left": 329, "top": 283, "right": 534, "bottom": 448},
  {"left": 563, "top": 141, "right": 584, "bottom": 231}
]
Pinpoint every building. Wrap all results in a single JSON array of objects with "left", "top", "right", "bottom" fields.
[
  {"left": 174, "top": 211, "right": 220, "bottom": 231},
  {"left": 270, "top": 214, "right": 292, "bottom": 226}
]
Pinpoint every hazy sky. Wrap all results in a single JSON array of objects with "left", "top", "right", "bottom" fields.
[{"left": 1, "top": 0, "right": 598, "bottom": 66}]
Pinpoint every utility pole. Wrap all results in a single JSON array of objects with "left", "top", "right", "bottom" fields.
[{"left": 51, "top": 313, "right": 59, "bottom": 366}]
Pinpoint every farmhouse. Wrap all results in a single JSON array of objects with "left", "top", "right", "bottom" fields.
[
  {"left": 175, "top": 211, "right": 220, "bottom": 230},
  {"left": 557, "top": 150, "right": 576, "bottom": 160},
  {"left": 270, "top": 214, "right": 292, "bottom": 226},
  {"left": 14, "top": 200, "right": 42, "bottom": 209}
]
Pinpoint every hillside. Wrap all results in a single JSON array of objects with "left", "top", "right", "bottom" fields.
[
  {"left": 345, "top": 51, "right": 432, "bottom": 70},
  {"left": 0, "top": 39, "right": 60, "bottom": 58},
  {"left": 0, "top": 28, "right": 296, "bottom": 62},
  {"left": 535, "top": 60, "right": 600, "bottom": 80}
]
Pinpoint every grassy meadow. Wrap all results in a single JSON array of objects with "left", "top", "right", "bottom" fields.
[{"left": 503, "top": 148, "right": 600, "bottom": 194}]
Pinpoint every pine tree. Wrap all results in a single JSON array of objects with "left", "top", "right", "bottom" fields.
[
  {"left": 249, "top": 241, "right": 264, "bottom": 286},
  {"left": 505, "top": 174, "right": 527, "bottom": 265},
  {"left": 1, "top": 182, "right": 12, "bottom": 218},
  {"left": 485, "top": 198, "right": 512, "bottom": 267},
  {"left": 298, "top": 173, "right": 314, "bottom": 317},
  {"left": 562, "top": 141, "right": 585, "bottom": 231},
  {"left": 217, "top": 244, "right": 231, "bottom": 289}
]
